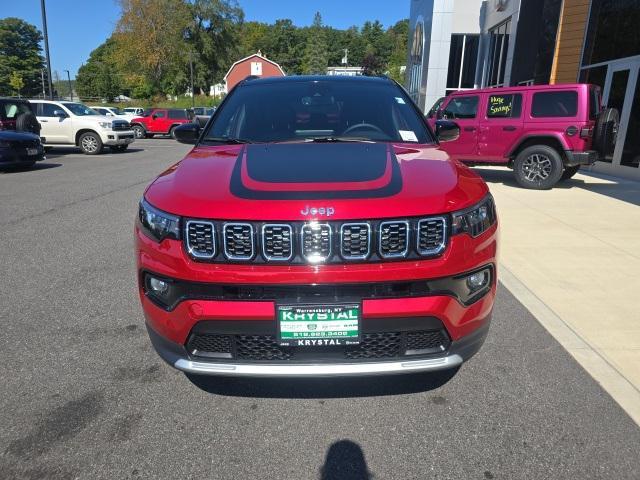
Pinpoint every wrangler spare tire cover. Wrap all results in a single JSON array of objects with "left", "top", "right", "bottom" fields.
[
  {"left": 593, "top": 107, "right": 619, "bottom": 161},
  {"left": 16, "top": 112, "right": 41, "bottom": 135}
]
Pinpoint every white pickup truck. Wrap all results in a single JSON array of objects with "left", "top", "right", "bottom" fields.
[{"left": 30, "top": 100, "right": 135, "bottom": 154}]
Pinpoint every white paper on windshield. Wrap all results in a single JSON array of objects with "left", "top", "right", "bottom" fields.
[
  {"left": 395, "top": 97, "right": 406, "bottom": 104},
  {"left": 399, "top": 130, "right": 418, "bottom": 142}
]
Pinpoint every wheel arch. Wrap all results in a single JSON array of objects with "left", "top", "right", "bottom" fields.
[
  {"left": 75, "top": 129, "right": 100, "bottom": 146},
  {"left": 508, "top": 135, "right": 569, "bottom": 165}
]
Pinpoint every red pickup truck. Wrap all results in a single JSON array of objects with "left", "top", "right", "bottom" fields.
[{"left": 130, "top": 108, "right": 193, "bottom": 140}]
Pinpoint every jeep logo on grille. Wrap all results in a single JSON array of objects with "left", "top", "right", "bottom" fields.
[{"left": 300, "top": 206, "right": 335, "bottom": 217}]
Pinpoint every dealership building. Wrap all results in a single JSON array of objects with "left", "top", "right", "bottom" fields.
[{"left": 407, "top": 0, "right": 640, "bottom": 180}]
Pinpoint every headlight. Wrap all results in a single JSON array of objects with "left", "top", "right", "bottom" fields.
[
  {"left": 98, "top": 121, "right": 112, "bottom": 129},
  {"left": 451, "top": 194, "right": 497, "bottom": 237},
  {"left": 138, "top": 199, "right": 181, "bottom": 242}
]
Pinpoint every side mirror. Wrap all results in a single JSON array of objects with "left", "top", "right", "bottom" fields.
[
  {"left": 53, "top": 109, "right": 67, "bottom": 118},
  {"left": 436, "top": 109, "right": 446, "bottom": 120},
  {"left": 106, "top": 112, "right": 114, "bottom": 117},
  {"left": 173, "top": 123, "right": 200, "bottom": 145},
  {"left": 152, "top": 114, "right": 158, "bottom": 119},
  {"left": 435, "top": 120, "right": 460, "bottom": 143}
]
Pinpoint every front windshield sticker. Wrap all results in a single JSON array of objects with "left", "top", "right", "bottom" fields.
[
  {"left": 399, "top": 130, "right": 418, "bottom": 142},
  {"left": 395, "top": 97, "right": 406, "bottom": 104}
]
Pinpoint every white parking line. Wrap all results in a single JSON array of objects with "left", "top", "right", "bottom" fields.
[{"left": 500, "top": 264, "right": 640, "bottom": 426}]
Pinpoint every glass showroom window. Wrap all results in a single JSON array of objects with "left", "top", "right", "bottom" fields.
[
  {"left": 446, "top": 34, "right": 480, "bottom": 95},
  {"left": 486, "top": 19, "right": 512, "bottom": 87},
  {"left": 408, "top": 20, "right": 425, "bottom": 104}
]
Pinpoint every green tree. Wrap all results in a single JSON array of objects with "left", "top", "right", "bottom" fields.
[
  {"left": 386, "top": 19, "right": 409, "bottom": 83},
  {"left": 188, "top": 0, "right": 244, "bottom": 89},
  {"left": 303, "top": 12, "right": 328, "bottom": 74},
  {"left": 0, "top": 18, "right": 44, "bottom": 97},
  {"left": 9, "top": 71, "right": 24, "bottom": 96},
  {"left": 76, "top": 38, "right": 123, "bottom": 101}
]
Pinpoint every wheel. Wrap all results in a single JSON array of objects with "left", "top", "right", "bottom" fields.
[
  {"left": 560, "top": 165, "right": 580, "bottom": 181},
  {"left": 593, "top": 107, "right": 619, "bottom": 161},
  {"left": 169, "top": 126, "right": 177, "bottom": 140},
  {"left": 513, "top": 145, "right": 564, "bottom": 189},
  {"left": 132, "top": 124, "right": 146, "bottom": 139},
  {"left": 111, "top": 145, "right": 129, "bottom": 152},
  {"left": 79, "top": 132, "right": 103, "bottom": 155}
]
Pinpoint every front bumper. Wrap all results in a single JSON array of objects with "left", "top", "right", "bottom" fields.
[
  {"left": 102, "top": 130, "right": 135, "bottom": 146},
  {"left": 0, "top": 146, "right": 45, "bottom": 166},
  {"left": 146, "top": 321, "right": 489, "bottom": 377},
  {"left": 565, "top": 150, "right": 598, "bottom": 166}
]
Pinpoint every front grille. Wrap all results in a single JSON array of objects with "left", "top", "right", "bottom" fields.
[
  {"left": 183, "top": 217, "right": 450, "bottom": 264},
  {"left": 262, "top": 224, "right": 293, "bottom": 260},
  {"left": 417, "top": 217, "right": 447, "bottom": 255},
  {"left": 341, "top": 223, "right": 370, "bottom": 260},
  {"left": 223, "top": 223, "right": 254, "bottom": 259},
  {"left": 112, "top": 121, "right": 130, "bottom": 131},
  {"left": 186, "top": 329, "right": 450, "bottom": 362},
  {"left": 379, "top": 221, "right": 409, "bottom": 258},
  {"left": 301, "top": 223, "right": 331, "bottom": 262},
  {"left": 186, "top": 221, "right": 216, "bottom": 258}
]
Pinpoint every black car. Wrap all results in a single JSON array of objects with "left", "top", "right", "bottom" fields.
[{"left": 0, "top": 131, "right": 45, "bottom": 169}]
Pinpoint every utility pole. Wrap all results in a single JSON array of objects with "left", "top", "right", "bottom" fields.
[
  {"left": 40, "top": 69, "right": 46, "bottom": 98},
  {"left": 40, "top": 0, "right": 53, "bottom": 99},
  {"left": 64, "top": 70, "right": 73, "bottom": 101}
]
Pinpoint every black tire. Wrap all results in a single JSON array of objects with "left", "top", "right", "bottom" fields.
[
  {"left": 560, "top": 165, "right": 580, "bottom": 181},
  {"left": 111, "top": 145, "right": 129, "bottom": 152},
  {"left": 132, "top": 124, "right": 146, "bottom": 139},
  {"left": 593, "top": 107, "right": 619, "bottom": 161},
  {"left": 16, "top": 112, "right": 41, "bottom": 134},
  {"left": 169, "top": 126, "right": 177, "bottom": 140},
  {"left": 79, "top": 132, "right": 103, "bottom": 155},
  {"left": 513, "top": 145, "right": 564, "bottom": 189}
]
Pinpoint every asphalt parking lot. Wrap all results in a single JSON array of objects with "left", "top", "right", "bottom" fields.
[{"left": 1, "top": 139, "right": 639, "bottom": 480}]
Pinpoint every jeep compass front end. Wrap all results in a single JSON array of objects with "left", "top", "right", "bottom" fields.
[{"left": 135, "top": 76, "right": 498, "bottom": 377}]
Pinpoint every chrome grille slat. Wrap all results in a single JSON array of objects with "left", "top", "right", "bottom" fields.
[
  {"left": 223, "top": 223, "right": 254, "bottom": 260},
  {"left": 379, "top": 221, "right": 409, "bottom": 258},
  {"left": 262, "top": 224, "right": 293, "bottom": 261},
  {"left": 417, "top": 217, "right": 447, "bottom": 256},
  {"left": 340, "top": 223, "right": 371, "bottom": 260},
  {"left": 301, "top": 223, "right": 332, "bottom": 263},
  {"left": 186, "top": 221, "right": 216, "bottom": 258}
]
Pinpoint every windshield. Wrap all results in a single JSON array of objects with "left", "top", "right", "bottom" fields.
[
  {"left": 109, "top": 107, "right": 123, "bottom": 115},
  {"left": 203, "top": 79, "right": 433, "bottom": 144},
  {"left": 64, "top": 103, "right": 99, "bottom": 116}
]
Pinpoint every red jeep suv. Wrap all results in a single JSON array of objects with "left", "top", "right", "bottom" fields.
[
  {"left": 130, "top": 108, "right": 193, "bottom": 139},
  {"left": 136, "top": 76, "right": 498, "bottom": 377}
]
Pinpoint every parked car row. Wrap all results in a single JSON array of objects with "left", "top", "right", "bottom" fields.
[{"left": 0, "top": 98, "right": 214, "bottom": 170}]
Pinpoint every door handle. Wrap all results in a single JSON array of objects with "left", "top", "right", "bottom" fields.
[
  {"left": 464, "top": 126, "right": 476, "bottom": 132},
  {"left": 502, "top": 126, "right": 517, "bottom": 131}
]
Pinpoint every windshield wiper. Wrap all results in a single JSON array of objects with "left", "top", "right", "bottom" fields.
[
  {"left": 204, "top": 136, "right": 254, "bottom": 144},
  {"left": 306, "top": 136, "right": 374, "bottom": 143}
]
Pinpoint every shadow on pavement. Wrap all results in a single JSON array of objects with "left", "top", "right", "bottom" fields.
[
  {"left": 185, "top": 368, "right": 459, "bottom": 398},
  {"left": 475, "top": 166, "right": 640, "bottom": 207},
  {"left": 320, "top": 440, "right": 372, "bottom": 480},
  {"left": 0, "top": 162, "right": 62, "bottom": 174}
]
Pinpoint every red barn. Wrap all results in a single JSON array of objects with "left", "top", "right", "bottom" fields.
[{"left": 224, "top": 51, "right": 285, "bottom": 92}]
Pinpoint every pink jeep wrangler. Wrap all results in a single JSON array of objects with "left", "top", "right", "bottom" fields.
[{"left": 427, "top": 84, "right": 618, "bottom": 189}]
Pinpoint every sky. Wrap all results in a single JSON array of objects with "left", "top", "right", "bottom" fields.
[{"left": 2, "top": 0, "right": 409, "bottom": 79}]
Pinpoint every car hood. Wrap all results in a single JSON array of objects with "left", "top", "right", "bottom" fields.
[{"left": 145, "top": 142, "right": 489, "bottom": 221}]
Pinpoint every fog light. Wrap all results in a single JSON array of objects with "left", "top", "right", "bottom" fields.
[
  {"left": 466, "top": 269, "right": 490, "bottom": 292},
  {"left": 149, "top": 277, "right": 169, "bottom": 295}
]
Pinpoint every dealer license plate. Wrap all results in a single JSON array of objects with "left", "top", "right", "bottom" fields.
[
  {"left": 277, "top": 304, "right": 360, "bottom": 347},
  {"left": 27, "top": 148, "right": 39, "bottom": 156}
]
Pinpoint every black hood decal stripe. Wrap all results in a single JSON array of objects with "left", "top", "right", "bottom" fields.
[{"left": 229, "top": 144, "right": 403, "bottom": 200}]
